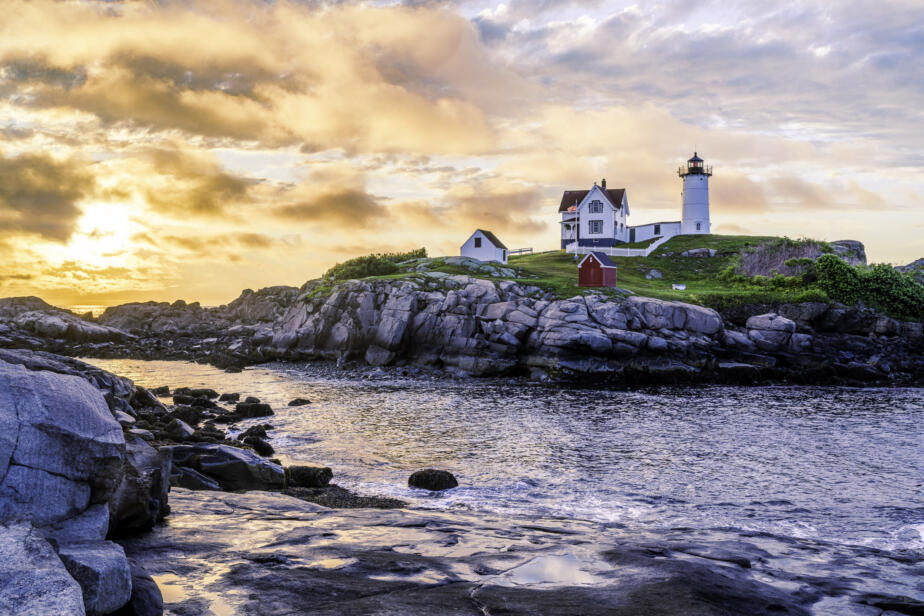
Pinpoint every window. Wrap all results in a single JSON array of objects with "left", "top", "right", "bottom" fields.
[
  {"left": 696, "top": 222, "right": 701, "bottom": 231},
  {"left": 474, "top": 237, "right": 482, "bottom": 248},
  {"left": 654, "top": 224, "right": 661, "bottom": 235},
  {"left": 589, "top": 200, "right": 603, "bottom": 213},
  {"left": 502, "top": 249, "right": 507, "bottom": 260},
  {"left": 590, "top": 220, "right": 603, "bottom": 234}
]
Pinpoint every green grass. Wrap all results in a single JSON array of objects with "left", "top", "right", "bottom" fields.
[
  {"left": 307, "top": 235, "right": 843, "bottom": 312},
  {"left": 510, "top": 235, "right": 830, "bottom": 308}
]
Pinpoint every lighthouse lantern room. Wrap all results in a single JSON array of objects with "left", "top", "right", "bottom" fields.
[{"left": 678, "top": 152, "right": 712, "bottom": 235}]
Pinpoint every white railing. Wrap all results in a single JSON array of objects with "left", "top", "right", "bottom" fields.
[
  {"left": 565, "top": 234, "right": 673, "bottom": 258},
  {"left": 509, "top": 247, "right": 533, "bottom": 255},
  {"left": 565, "top": 243, "right": 647, "bottom": 257}
]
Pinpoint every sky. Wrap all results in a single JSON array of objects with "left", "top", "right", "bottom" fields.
[{"left": 0, "top": 0, "right": 922, "bottom": 308}]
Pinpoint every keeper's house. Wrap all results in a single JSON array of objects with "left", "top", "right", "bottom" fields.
[{"left": 559, "top": 152, "right": 713, "bottom": 250}]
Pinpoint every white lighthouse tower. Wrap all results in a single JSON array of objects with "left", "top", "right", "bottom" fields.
[{"left": 679, "top": 152, "right": 712, "bottom": 234}]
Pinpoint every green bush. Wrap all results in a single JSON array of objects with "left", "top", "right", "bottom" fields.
[
  {"left": 816, "top": 254, "right": 924, "bottom": 320},
  {"left": 694, "top": 288, "right": 829, "bottom": 312},
  {"left": 323, "top": 248, "right": 427, "bottom": 281}
]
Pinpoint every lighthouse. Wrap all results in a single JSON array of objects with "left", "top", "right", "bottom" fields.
[{"left": 679, "top": 152, "right": 712, "bottom": 235}]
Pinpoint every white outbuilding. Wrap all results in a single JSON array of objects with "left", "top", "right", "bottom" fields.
[{"left": 460, "top": 229, "right": 508, "bottom": 264}]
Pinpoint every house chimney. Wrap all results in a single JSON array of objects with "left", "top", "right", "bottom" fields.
[{"left": 601, "top": 178, "right": 607, "bottom": 189}]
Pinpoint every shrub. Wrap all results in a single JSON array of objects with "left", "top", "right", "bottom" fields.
[
  {"left": 816, "top": 254, "right": 924, "bottom": 320},
  {"left": 323, "top": 248, "right": 427, "bottom": 281}
]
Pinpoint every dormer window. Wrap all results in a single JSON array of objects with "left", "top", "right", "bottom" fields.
[{"left": 589, "top": 200, "right": 604, "bottom": 213}]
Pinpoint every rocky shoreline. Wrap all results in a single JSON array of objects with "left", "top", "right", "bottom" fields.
[
  {"left": 1, "top": 273, "right": 922, "bottom": 386},
  {"left": 0, "top": 348, "right": 408, "bottom": 614},
  {"left": 2, "top": 348, "right": 922, "bottom": 615}
]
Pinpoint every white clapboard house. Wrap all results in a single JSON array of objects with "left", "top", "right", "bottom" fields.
[
  {"left": 460, "top": 229, "right": 508, "bottom": 264},
  {"left": 560, "top": 152, "right": 712, "bottom": 251}
]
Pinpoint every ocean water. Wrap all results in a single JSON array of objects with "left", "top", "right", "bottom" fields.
[
  {"left": 88, "top": 358, "right": 924, "bottom": 551},
  {"left": 87, "top": 358, "right": 924, "bottom": 609}
]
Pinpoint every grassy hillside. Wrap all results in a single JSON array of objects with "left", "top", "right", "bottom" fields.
[
  {"left": 316, "top": 234, "right": 924, "bottom": 319},
  {"left": 508, "top": 235, "right": 829, "bottom": 307}
]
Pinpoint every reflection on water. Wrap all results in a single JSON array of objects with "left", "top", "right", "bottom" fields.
[
  {"left": 87, "top": 358, "right": 924, "bottom": 554},
  {"left": 499, "top": 553, "right": 606, "bottom": 587}
]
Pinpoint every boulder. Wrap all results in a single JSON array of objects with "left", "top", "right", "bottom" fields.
[
  {"left": 58, "top": 541, "right": 133, "bottom": 615},
  {"left": 240, "top": 424, "right": 273, "bottom": 440},
  {"left": 218, "top": 392, "right": 240, "bottom": 402},
  {"left": 108, "top": 438, "right": 171, "bottom": 537},
  {"left": 167, "top": 443, "right": 285, "bottom": 491},
  {"left": 746, "top": 313, "right": 796, "bottom": 351},
  {"left": 129, "top": 429, "right": 155, "bottom": 442},
  {"left": 0, "top": 360, "right": 125, "bottom": 529},
  {"left": 172, "top": 394, "right": 215, "bottom": 408},
  {"left": 408, "top": 469, "right": 459, "bottom": 491},
  {"left": 242, "top": 436, "right": 274, "bottom": 457},
  {"left": 285, "top": 465, "right": 333, "bottom": 488},
  {"left": 645, "top": 269, "right": 663, "bottom": 280},
  {"left": 235, "top": 402, "right": 274, "bottom": 418},
  {"left": 288, "top": 398, "right": 311, "bottom": 406},
  {"left": 164, "top": 418, "right": 195, "bottom": 441},
  {"left": 170, "top": 466, "right": 221, "bottom": 491},
  {"left": 169, "top": 405, "right": 203, "bottom": 425},
  {"left": 0, "top": 520, "right": 86, "bottom": 616},
  {"left": 113, "top": 562, "right": 163, "bottom": 616},
  {"left": 173, "top": 387, "right": 218, "bottom": 399}
]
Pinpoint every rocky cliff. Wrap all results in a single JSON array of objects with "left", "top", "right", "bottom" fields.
[
  {"left": 1, "top": 275, "right": 922, "bottom": 384},
  {"left": 260, "top": 274, "right": 923, "bottom": 384}
]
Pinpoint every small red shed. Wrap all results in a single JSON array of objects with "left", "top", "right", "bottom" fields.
[{"left": 578, "top": 251, "right": 618, "bottom": 287}]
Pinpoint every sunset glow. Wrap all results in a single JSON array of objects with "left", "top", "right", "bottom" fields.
[{"left": 0, "top": 0, "right": 921, "bottom": 308}]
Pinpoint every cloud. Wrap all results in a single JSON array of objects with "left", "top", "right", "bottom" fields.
[
  {"left": 0, "top": 152, "right": 95, "bottom": 241},
  {"left": 0, "top": 0, "right": 501, "bottom": 153},
  {"left": 275, "top": 189, "right": 386, "bottom": 227},
  {"left": 140, "top": 148, "right": 254, "bottom": 217}
]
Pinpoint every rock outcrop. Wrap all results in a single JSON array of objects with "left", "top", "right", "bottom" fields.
[
  {"left": 830, "top": 239, "right": 867, "bottom": 266},
  {"left": 0, "top": 520, "right": 88, "bottom": 615},
  {"left": 0, "top": 351, "right": 169, "bottom": 614},
  {"left": 0, "top": 360, "right": 125, "bottom": 534},
  {"left": 1, "top": 270, "right": 922, "bottom": 385},
  {"left": 256, "top": 275, "right": 921, "bottom": 384},
  {"left": 0, "top": 297, "right": 129, "bottom": 349},
  {"left": 167, "top": 443, "right": 285, "bottom": 491}
]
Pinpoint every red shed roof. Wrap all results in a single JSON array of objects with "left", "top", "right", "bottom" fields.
[{"left": 578, "top": 251, "right": 618, "bottom": 269}]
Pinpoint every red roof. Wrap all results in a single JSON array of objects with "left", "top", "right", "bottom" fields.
[{"left": 558, "top": 188, "right": 625, "bottom": 212}]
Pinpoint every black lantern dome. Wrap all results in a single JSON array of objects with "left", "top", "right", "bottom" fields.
[{"left": 679, "top": 151, "right": 712, "bottom": 177}]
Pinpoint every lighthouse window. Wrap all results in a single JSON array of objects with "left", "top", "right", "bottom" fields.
[
  {"left": 589, "top": 200, "right": 603, "bottom": 213},
  {"left": 654, "top": 224, "right": 661, "bottom": 235},
  {"left": 696, "top": 222, "right": 702, "bottom": 231},
  {"left": 589, "top": 220, "right": 603, "bottom": 234}
]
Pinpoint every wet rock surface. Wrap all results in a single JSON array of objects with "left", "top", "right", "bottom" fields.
[{"left": 117, "top": 488, "right": 917, "bottom": 616}]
